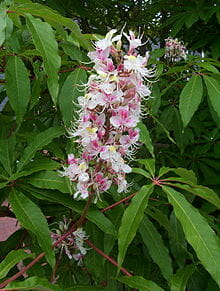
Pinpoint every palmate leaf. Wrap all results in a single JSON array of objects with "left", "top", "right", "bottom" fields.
[
  {"left": 118, "top": 276, "right": 164, "bottom": 291},
  {"left": 170, "top": 264, "right": 196, "bottom": 291},
  {"left": 163, "top": 186, "right": 220, "bottom": 286},
  {"left": 26, "top": 14, "right": 61, "bottom": 104},
  {"left": 139, "top": 215, "right": 173, "bottom": 281},
  {"left": 16, "top": 127, "right": 64, "bottom": 172},
  {"left": 118, "top": 185, "right": 153, "bottom": 271},
  {"left": 5, "top": 56, "right": 31, "bottom": 124},
  {"left": 0, "top": 250, "right": 33, "bottom": 280},
  {"left": 9, "top": 189, "right": 55, "bottom": 268},
  {"left": 179, "top": 75, "right": 203, "bottom": 128},
  {"left": 204, "top": 75, "right": 220, "bottom": 118},
  {"left": 59, "top": 69, "right": 87, "bottom": 126}
]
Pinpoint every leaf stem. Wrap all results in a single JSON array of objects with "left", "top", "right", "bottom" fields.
[{"left": 85, "top": 239, "right": 132, "bottom": 277}]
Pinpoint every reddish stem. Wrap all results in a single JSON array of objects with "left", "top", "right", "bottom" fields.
[
  {"left": 85, "top": 239, "right": 132, "bottom": 277},
  {"left": 101, "top": 192, "right": 137, "bottom": 212}
]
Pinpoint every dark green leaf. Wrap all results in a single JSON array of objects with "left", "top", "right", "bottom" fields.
[
  {"left": 118, "top": 275, "right": 164, "bottom": 291},
  {"left": 118, "top": 185, "right": 153, "bottom": 270},
  {"left": 139, "top": 215, "right": 173, "bottom": 281},
  {"left": 137, "top": 122, "right": 154, "bottom": 157},
  {"left": 9, "top": 189, "right": 55, "bottom": 267},
  {"left": 179, "top": 75, "right": 203, "bottom": 128},
  {"left": 5, "top": 56, "right": 31, "bottom": 124},
  {"left": 17, "top": 127, "right": 64, "bottom": 172},
  {"left": 171, "top": 264, "right": 196, "bottom": 291},
  {"left": 204, "top": 76, "right": 220, "bottom": 118},
  {"left": 0, "top": 135, "right": 16, "bottom": 175},
  {"left": 4, "top": 276, "right": 62, "bottom": 290},
  {"left": 163, "top": 186, "right": 220, "bottom": 286},
  {"left": 59, "top": 69, "right": 87, "bottom": 126},
  {"left": 0, "top": 250, "right": 33, "bottom": 279},
  {"left": 28, "top": 170, "right": 69, "bottom": 193},
  {"left": 26, "top": 14, "right": 61, "bottom": 104}
]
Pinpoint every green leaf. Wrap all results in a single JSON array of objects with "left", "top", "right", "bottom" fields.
[
  {"left": 26, "top": 14, "right": 61, "bottom": 104},
  {"left": 199, "top": 63, "right": 219, "bottom": 74},
  {"left": 13, "top": 3, "right": 91, "bottom": 49},
  {"left": 5, "top": 56, "right": 31, "bottom": 124},
  {"left": 21, "top": 185, "right": 116, "bottom": 236},
  {"left": 0, "top": 10, "right": 7, "bottom": 46},
  {"left": 171, "top": 183, "right": 220, "bottom": 209},
  {"left": 137, "top": 122, "right": 154, "bottom": 157},
  {"left": 4, "top": 276, "right": 62, "bottom": 291},
  {"left": 0, "top": 250, "right": 33, "bottom": 280},
  {"left": 118, "top": 185, "right": 153, "bottom": 270},
  {"left": 118, "top": 275, "right": 164, "bottom": 291},
  {"left": 132, "top": 168, "right": 151, "bottom": 179},
  {"left": 9, "top": 159, "right": 60, "bottom": 181},
  {"left": 169, "top": 211, "right": 188, "bottom": 269},
  {"left": 28, "top": 170, "right": 69, "bottom": 193},
  {"left": 152, "top": 115, "right": 176, "bottom": 144},
  {"left": 185, "top": 13, "right": 199, "bottom": 28},
  {"left": 139, "top": 215, "right": 173, "bottom": 281},
  {"left": 59, "top": 69, "right": 87, "bottom": 126},
  {"left": 17, "top": 127, "right": 64, "bottom": 172},
  {"left": 163, "top": 186, "right": 220, "bottom": 286},
  {"left": 179, "top": 75, "right": 203, "bottom": 128},
  {"left": 170, "top": 264, "right": 196, "bottom": 291},
  {"left": 64, "top": 286, "right": 104, "bottom": 291},
  {"left": 171, "top": 168, "right": 197, "bottom": 184},
  {"left": 137, "top": 159, "right": 155, "bottom": 177},
  {"left": 9, "top": 189, "right": 55, "bottom": 268},
  {"left": 203, "top": 76, "right": 220, "bottom": 118},
  {"left": 0, "top": 135, "right": 16, "bottom": 175}
]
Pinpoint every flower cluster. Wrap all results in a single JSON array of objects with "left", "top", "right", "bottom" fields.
[
  {"left": 60, "top": 29, "right": 153, "bottom": 200},
  {"left": 165, "top": 37, "right": 187, "bottom": 61},
  {"left": 51, "top": 218, "right": 88, "bottom": 265}
]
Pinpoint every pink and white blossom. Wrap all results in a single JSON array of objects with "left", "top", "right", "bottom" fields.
[{"left": 59, "top": 29, "right": 153, "bottom": 199}]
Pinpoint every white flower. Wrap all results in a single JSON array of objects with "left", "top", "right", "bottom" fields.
[
  {"left": 95, "top": 29, "right": 121, "bottom": 50},
  {"left": 124, "top": 54, "right": 151, "bottom": 77}
]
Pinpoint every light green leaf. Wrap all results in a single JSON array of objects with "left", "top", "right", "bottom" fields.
[
  {"left": 5, "top": 56, "right": 31, "bottom": 124},
  {"left": 199, "top": 63, "right": 219, "bottom": 74},
  {"left": 139, "top": 215, "right": 173, "bottom": 281},
  {"left": 17, "top": 127, "right": 64, "bottom": 172},
  {"left": 179, "top": 75, "right": 203, "bottom": 128},
  {"left": 4, "top": 276, "right": 62, "bottom": 290},
  {"left": 132, "top": 168, "right": 151, "bottom": 179},
  {"left": 171, "top": 183, "right": 220, "bottom": 209},
  {"left": 9, "top": 189, "right": 55, "bottom": 267},
  {"left": 163, "top": 186, "right": 220, "bottom": 286},
  {"left": 0, "top": 250, "right": 33, "bottom": 280},
  {"left": 28, "top": 170, "right": 69, "bottom": 193},
  {"left": 26, "top": 14, "right": 61, "bottom": 104},
  {"left": 203, "top": 76, "right": 220, "bottom": 118},
  {"left": 9, "top": 159, "right": 60, "bottom": 181},
  {"left": 59, "top": 69, "right": 87, "bottom": 126},
  {"left": 118, "top": 275, "right": 164, "bottom": 291},
  {"left": 137, "top": 159, "right": 155, "bottom": 177},
  {"left": 170, "top": 264, "right": 196, "bottom": 291},
  {"left": 0, "top": 135, "right": 16, "bottom": 175},
  {"left": 13, "top": 3, "right": 91, "bottom": 49},
  {"left": 137, "top": 122, "right": 154, "bottom": 157},
  {"left": 171, "top": 168, "right": 197, "bottom": 184},
  {"left": 0, "top": 10, "right": 7, "bottom": 46},
  {"left": 118, "top": 185, "right": 153, "bottom": 270}
]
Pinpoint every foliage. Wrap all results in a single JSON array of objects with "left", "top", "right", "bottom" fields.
[{"left": 0, "top": 0, "right": 219, "bottom": 290}]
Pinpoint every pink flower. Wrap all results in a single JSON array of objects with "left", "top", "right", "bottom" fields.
[{"left": 110, "top": 107, "right": 137, "bottom": 128}]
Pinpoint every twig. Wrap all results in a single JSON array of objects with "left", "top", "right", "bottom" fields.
[{"left": 85, "top": 239, "right": 132, "bottom": 277}]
